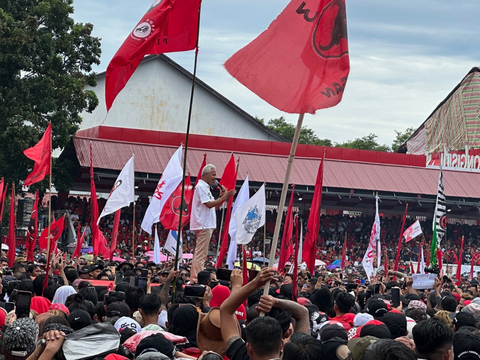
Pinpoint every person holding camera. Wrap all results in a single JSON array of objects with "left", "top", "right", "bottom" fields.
[{"left": 190, "top": 164, "right": 235, "bottom": 284}]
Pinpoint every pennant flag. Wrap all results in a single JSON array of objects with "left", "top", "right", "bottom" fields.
[
  {"left": 89, "top": 143, "right": 100, "bottom": 256},
  {"left": 98, "top": 156, "right": 135, "bottom": 223},
  {"left": 142, "top": 145, "right": 183, "bottom": 234},
  {"left": 456, "top": 236, "right": 464, "bottom": 286},
  {"left": 225, "top": 0, "right": 349, "bottom": 114},
  {"left": 0, "top": 182, "right": 7, "bottom": 221},
  {"left": 160, "top": 174, "right": 193, "bottom": 230},
  {"left": 73, "top": 226, "right": 85, "bottom": 259},
  {"left": 38, "top": 215, "right": 65, "bottom": 251},
  {"left": 362, "top": 195, "right": 380, "bottom": 280},
  {"left": 7, "top": 184, "right": 15, "bottom": 267},
  {"left": 153, "top": 228, "right": 161, "bottom": 264},
  {"left": 110, "top": 210, "right": 121, "bottom": 260},
  {"left": 403, "top": 220, "right": 423, "bottom": 243},
  {"left": 431, "top": 169, "right": 446, "bottom": 265},
  {"left": 25, "top": 190, "right": 39, "bottom": 261},
  {"left": 217, "top": 155, "right": 238, "bottom": 269},
  {"left": 105, "top": 0, "right": 201, "bottom": 111},
  {"left": 303, "top": 154, "right": 325, "bottom": 274},
  {"left": 292, "top": 216, "right": 300, "bottom": 300},
  {"left": 235, "top": 184, "right": 266, "bottom": 245},
  {"left": 278, "top": 185, "right": 295, "bottom": 272},
  {"left": 164, "top": 230, "right": 183, "bottom": 264},
  {"left": 24, "top": 124, "right": 51, "bottom": 186},
  {"left": 227, "top": 176, "right": 250, "bottom": 270},
  {"left": 419, "top": 244, "right": 425, "bottom": 274}
]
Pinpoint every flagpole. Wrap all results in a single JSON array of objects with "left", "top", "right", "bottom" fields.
[
  {"left": 215, "top": 206, "right": 226, "bottom": 260},
  {"left": 263, "top": 219, "right": 267, "bottom": 267},
  {"left": 261, "top": 113, "right": 304, "bottom": 308},
  {"left": 132, "top": 200, "right": 136, "bottom": 259},
  {"left": 172, "top": 4, "right": 203, "bottom": 302},
  {"left": 43, "top": 123, "right": 53, "bottom": 294}
]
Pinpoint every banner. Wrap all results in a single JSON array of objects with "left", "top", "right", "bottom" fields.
[
  {"left": 24, "top": 124, "right": 51, "bottom": 186},
  {"left": 431, "top": 169, "right": 446, "bottom": 264},
  {"left": 404, "top": 220, "right": 423, "bottom": 243}
]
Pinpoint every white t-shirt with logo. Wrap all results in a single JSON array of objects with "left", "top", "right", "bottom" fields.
[{"left": 190, "top": 180, "right": 216, "bottom": 230}]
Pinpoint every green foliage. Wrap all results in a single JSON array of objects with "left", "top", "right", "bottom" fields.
[
  {"left": 0, "top": 0, "right": 101, "bottom": 190},
  {"left": 262, "top": 116, "right": 333, "bottom": 146},
  {"left": 335, "top": 133, "right": 391, "bottom": 152},
  {"left": 392, "top": 127, "right": 415, "bottom": 152}
]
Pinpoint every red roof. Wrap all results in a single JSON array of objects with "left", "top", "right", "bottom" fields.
[{"left": 73, "top": 134, "right": 480, "bottom": 198}]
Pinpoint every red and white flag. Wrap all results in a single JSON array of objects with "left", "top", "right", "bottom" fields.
[
  {"left": 403, "top": 220, "right": 423, "bottom": 243},
  {"left": 105, "top": 0, "right": 201, "bottom": 111},
  {"left": 141, "top": 145, "right": 183, "bottom": 234},
  {"left": 362, "top": 195, "right": 380, "bottom": 279},
  {"left": 160, "top": 174, "right": 193, "bottom": 230},
  {"left": 24, "top": 124, "right": 51, "bottom": 186},
  {"left": 225, "top": 0, "right": 349, "bottom": 114}
]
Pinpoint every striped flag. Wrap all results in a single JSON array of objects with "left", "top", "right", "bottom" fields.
[{"left": 431, "top": 169, "right": 446, "bottom": 265}]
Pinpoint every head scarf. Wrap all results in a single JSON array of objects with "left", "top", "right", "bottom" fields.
[
  {"left": 31, "top": 296, "right": 52, "bottom": 315},
  {"left": 52, "top": 285, "right": 76, "bottom": 304},
  {"left": 168, "top": 305, "right": 199, "bottom": 347}
]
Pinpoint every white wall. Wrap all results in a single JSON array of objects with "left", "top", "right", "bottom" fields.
[{"left": 80, "top": 57, "right": 279, "bottom": 141}]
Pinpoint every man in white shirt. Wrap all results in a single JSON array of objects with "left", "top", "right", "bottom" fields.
[{"left": 190, "top": 164, "right": 236, "bottom": 283}]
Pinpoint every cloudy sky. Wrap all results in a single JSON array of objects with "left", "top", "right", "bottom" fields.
[{"left": 72, "top": 0, "right": 479, "bottom": 147}]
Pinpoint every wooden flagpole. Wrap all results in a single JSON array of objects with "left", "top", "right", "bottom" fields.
[
  {"left": 261, "top": 113, "right": 304, "bottom": 309},
  {"left": 263, "top": 217, "right": 267, "bottom": 267},
  {"left": 43, "top": 124, "right": 53, "bottom": 294},
  {"left": 172, "top": 4, "right": 203, "bottom": 303},
  {"left": 132, "top": 201, "right": 136, "bottom": 258}
]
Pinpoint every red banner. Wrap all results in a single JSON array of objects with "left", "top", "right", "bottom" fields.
[
  {"left": 24, "top": 124, "right": 51, "bottom": 186},
  {"left": 160, "top": 175, "right": 193, "bottom": 230},
  {"left": 25, "top": 190, "right": 39, "bottom": 261}
]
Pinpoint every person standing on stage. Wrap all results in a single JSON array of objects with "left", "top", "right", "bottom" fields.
[{"left": 190, "top": 164, "right": 236, "bottom": 283}]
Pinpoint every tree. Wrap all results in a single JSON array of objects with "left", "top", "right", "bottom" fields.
[
  {"left": 392, "top": 127, "right": 415, "bottom": 152},
  {"left": 0, "top": 0, "right": 101, "bottom": 191},
  {"left": 259, "top": 116, "right": 333, "bottom": 146},
  {"left": 335, "top": 134, "right": 391, "bottom": 152}
]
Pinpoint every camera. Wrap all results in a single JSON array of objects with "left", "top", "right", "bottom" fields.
[{"left": 424, "top": 264, "right": 440, "bottom": 275}]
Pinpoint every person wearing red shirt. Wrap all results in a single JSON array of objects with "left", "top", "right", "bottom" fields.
[{"left": 331, "top": 292, "right": 355, "bottom": 331}]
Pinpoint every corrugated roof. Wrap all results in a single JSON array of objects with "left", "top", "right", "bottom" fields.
[{"left": 73, "top": 136, "right": 480, "bottom": 198}]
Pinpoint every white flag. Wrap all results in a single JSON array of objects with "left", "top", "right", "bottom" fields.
[
  {"left": 98, "top": 156, "right": 135, "bottom": 223},
  {"left": 165, "top": 230, "right": 182, "bottom": 259},
  {"left": 404, "top": 220, "right": 423, "bottom": 243},
  {"left": 362, "top": 195, "right": 380, "bottom": 280},
  {"left": 234, "top": 184, "right": 265, "bottom": 245},
  {"left": 141, "top": 146, "right": 183, "bottom": 234},
  {"left": 153, "top": 229, "right": 161, "bottom": 264},
  {"left": 227, "top": 176, "right": 250, "bottom": 270},
  {"left": 419, "top": 245, "right": 425, "bottom": 274}
]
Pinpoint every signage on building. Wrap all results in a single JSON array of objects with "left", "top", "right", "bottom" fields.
[{"left": 427, "top": 147, "right": 480, "bottom": 172}]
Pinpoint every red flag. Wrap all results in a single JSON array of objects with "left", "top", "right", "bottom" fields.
[
  {"left": 242, "top": 247, "right": 248, "bottom": 285},
  {"left": 410, "top": 263, "right": 415, "bottom": 274},
  {"left": 105, "top": 0, "right": 201, "bottom": 111},
  {"left": 383, "top": 248, "right": 388, "bottom": 275},
  {"left": 110, "top": 209, "right": 121, "bottom": 260},
  {"left": 7, "top": 184, "right": 15, "bottom": 267},
  {"left": 160, "top": 175, "right": 193, "bottom": 230},
  {"left": 341, "top": 233, "right": 347, "bottom": 269},
  {"left": 303, "top": 153, "right": 325, "bottom": 273},
  {"left": 25, "top": 190, "right": 39, "bottom": 261},
  {"left": 216, "top": 155, "right": 237, "bottom": 269},
  {"left": 426, "top": 248, "right": 430, "bottom": 267},
  {"left": 73, "top": 225, "right": 84, "bottom": 259},
  {"left": 278, "top": 185, "right": 295, "bottom": 272},
  {"left": 417, "top": 241, "right": 423, "bottom": 274},
  {"left": 96, "top": 228, "right": 111, "bottom": 260},
  {"left": 437, "top": 250, "right": 443, "bottom": 273},
  {"left": 292, "top": 216, "right": 299, "bottom": 300},
  {"left": 90, "top": 143, "right": 100, "bottom": 256},
  {"left": 24, "top": 124, "right": 51, "bottom": 186},
  {"left": 38, "top": 215, "right": 65, "bottom": 250},
  {"left": 394, "top": 204, "right": 408, "bottom": 274},
  {"left": 0, "top": 182, "right": 7, "bottom": 221},
  {"left": 225, "top": 0, "right": 349, "bottom": 114},
  {"left": 456, "top": 236, "right": 464, "bottom": 286}
]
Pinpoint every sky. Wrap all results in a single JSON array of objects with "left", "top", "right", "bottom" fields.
[{"left": 72, "top": 0, "right": 480, "bottom": 148}]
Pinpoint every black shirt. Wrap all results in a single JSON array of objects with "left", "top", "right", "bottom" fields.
[{"left": 226, "top": 337, "right": 249, "bottom": 360}]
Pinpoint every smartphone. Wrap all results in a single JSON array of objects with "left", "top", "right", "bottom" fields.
[
  {"left": 53, "top": 277, "right": 58, "bottom": 286},
  {"left": 184, "top": 285, "right": 206, "bottom": 297},
  {"left": 442, "top": 275, "right": 449, "bottom": 283},
  {"left": 140, "top": 269, "right": 148, "bottom": 278},
  {"left": 137, "top": 277, "right": 147, "bottom": 291},
  {"left": 15, "top": 290, "right": 32, "bottom": 318},
  {"left": 4, "top": 302, "right": 14, "bottom": 313},
  {"left": 391, "top": 287, "right": 400, "bottom": 308},
  {"left": 216, "top": 268, "right": 232, "bottom": 282}
]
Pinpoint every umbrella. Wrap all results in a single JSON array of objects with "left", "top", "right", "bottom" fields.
[
  {"left": 327, "top": 264, "right": 341, "bottom": 270},
  {"left": 315, "top": 259, "right": 326, "bottom": 266},
  {"left": 332, "top": 259, "right": 342, "bottom": 266},
  {"left": 112, "top": 256, "right": 126, "bottom": 263}
]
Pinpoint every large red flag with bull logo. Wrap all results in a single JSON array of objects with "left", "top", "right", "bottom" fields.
[
  {"left": 160, "top": 175, "right": 193, "bottom": 230},
  {"left": 105, "top": 0, "right": 202, "bottom": 111},
  {"left": 225, "top": 0, "right": 349, "bottom": 114}
]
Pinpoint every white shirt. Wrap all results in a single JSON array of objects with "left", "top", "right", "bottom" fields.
[{"left": 190, "top": 180, "right": 216, "bottom": 230}]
